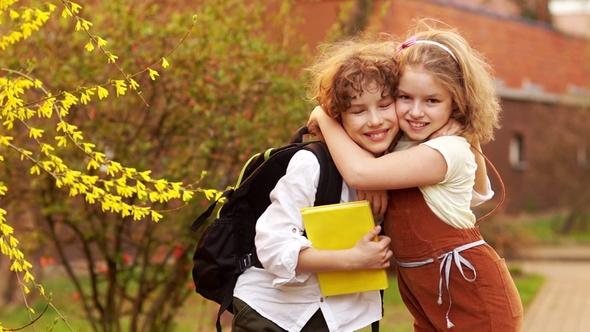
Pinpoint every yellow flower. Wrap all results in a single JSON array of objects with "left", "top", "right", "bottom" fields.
[
  {"left": 9, "top": 10, "right": 19, "bottom": 20},
  {"left": 85, "top": 41, "right": 94, "bottom": 52},
  {"left": 96, "top": 37, "right": 108, "bottom": 47},
  {"left": 113, "top": 80, "right": 127, "bottom": 96},
  {"left": 148, "top": 68, "right": 159, "bottom": 80},
  {"left": 29, "top": 128, "right": 44, "bottom": 139},
  {"left": 97, "top": 86, "right": 109, "bottom": 99}
]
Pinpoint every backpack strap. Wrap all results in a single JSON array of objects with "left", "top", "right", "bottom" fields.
[
  {"left": 304, "top": 141, "right": 342, "bottom": 206},
  {"left": 290, "top": 125, "right": 310, "bottom": 144},
  {"left": 372, "top": 320, "right": 380, "bottom": 332},
  {"left": 189, "top": 189, "right": 232, "bottom": 232},
  {"left": 215, "top": 282, "right": 235, "bottom": 332}
]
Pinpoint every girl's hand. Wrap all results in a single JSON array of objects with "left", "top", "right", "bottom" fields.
[
  {"left": 349, "top": 226, "right": 392, "bottom": 270},
  {"left": 308, "top": 106, "right": 329, "bottom": 127},
  {"left": 358, "top": 190, "right": 388, "bottom": 217}
]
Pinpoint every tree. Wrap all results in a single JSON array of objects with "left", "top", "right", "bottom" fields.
[
  {"left": 338, "top": 0, "right": 376, "bottom": 37},
  {"left": 1, "top": 0, "right": 312, "bottom": 330},
  {"left": 509, "top": 0, "right": 552, "bottom": 23}
]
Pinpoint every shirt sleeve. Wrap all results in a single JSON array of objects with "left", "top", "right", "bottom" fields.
[
  {"left": 419, "top": 136, "right": 478, "bottom": 228},
  {"left": 421, "top": 136, "right": 475, "bottom": 186},
  {"left": 471, "top": 176, "right": 495, "bottom": 207},
  {"left": 254, "top": 150, "right": 320, "bottom": 286}
]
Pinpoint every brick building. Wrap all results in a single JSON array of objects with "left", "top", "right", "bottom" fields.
[{"left": 290, "top": 0, "right": 590, "bottom": 214}]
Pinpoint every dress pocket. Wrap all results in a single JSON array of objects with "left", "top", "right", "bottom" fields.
[{"left": 495, "top": 258, "right": 524, "bottom": 317}]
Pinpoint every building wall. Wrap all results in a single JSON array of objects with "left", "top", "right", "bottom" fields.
[{"left": 485, "top": 98, "right": 590, "bottom": 214}]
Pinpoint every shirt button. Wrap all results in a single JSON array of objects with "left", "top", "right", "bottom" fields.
[
  {"left": 320, "top": 297, "right": 324, "bottom": 302},
  {"left": 292, "top": 228, "right": 297, "bottom": 233}
]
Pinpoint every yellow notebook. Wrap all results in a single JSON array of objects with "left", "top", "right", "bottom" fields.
[{"left": 301, "top": 200, "right": 389, "bottom": 296}]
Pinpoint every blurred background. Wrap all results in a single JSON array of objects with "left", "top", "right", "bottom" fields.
[{"left": 1, "top": 0, "right": 589, "bottom": 331}]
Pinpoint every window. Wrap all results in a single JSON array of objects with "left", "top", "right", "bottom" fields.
[
  {"left": 578, "top": 145, "right": 588, "bottom": 168},
  {"left": 509, "top": 133, "right": 527, "bottom": 170}
]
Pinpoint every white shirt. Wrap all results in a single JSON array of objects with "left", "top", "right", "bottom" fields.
[
  {"left": 233, "top": 150, "right": 382, "bottom": 332},
  {"left": 395, "top": 135, "right": 493, "bottom": 229}
]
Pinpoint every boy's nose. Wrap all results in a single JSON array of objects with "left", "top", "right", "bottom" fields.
[{"left": 367, "top": 111, "right": 384, "bottom": 126}]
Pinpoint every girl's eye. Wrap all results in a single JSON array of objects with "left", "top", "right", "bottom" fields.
[
  {"left": 426, "top": 99, "right": 440, "bottom": 104},
  {"left": 398, "top": 95, "right": 410, "bottom": 100}
]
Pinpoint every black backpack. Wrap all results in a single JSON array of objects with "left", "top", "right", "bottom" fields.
[{"left": 189, "top": 126, "right": 344, "bottom": 331}]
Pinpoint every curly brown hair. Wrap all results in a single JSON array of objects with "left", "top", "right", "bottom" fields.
[{"left": 305, "top": 33, "right": 399, "bottom": 123}]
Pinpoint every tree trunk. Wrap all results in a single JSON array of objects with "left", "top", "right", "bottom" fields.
[{"left": 339, "top": 0, "right": 375, "bottom": 37}]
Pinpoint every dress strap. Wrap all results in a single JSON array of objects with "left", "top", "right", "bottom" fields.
[
  {"left": 437, "top": 239, "right": 486, "bottom": 328},
  {"left": 395, "top": 257, "right": 434, "bottom": 268}
]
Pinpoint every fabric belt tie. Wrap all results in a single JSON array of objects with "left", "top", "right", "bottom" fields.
[{"left": 395, "top": 239, "right": 486, "bottom": 329}]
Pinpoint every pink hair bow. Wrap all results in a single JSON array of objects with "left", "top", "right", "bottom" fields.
[{"left": 396, "top": 36, "right": 417, "bottom": 57}]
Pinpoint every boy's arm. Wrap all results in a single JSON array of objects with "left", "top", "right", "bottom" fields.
[
  {"left": 256, "top": 151, "right": 391, "bottom": 284},
  {"left": 297, "top": 226, "right": 392, "bottom": 273}
]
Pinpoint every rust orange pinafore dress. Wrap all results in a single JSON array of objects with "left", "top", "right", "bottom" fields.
[{"left": 383, "top": 187, "right": 523, "bottom": 331}]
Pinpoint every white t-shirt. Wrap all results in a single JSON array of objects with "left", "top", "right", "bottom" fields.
[
  {"left": 395, "top": 135, "right": 492, "bottom": 229},
  {"left": 233, "top": 150, "right": 382, "bottom": 332}
]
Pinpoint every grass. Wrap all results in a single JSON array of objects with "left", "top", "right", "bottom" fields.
[
  {"left": 0, "top": 275, "right": 94, "bottom": 331},
  {"left": 14, "top": 212, "right": 590, "bottom": 331},
  {"left": 521, "top": 214, "right": 590, "bottom": 244},
  {"left": 0, "top": 269, "right": 543, "bottom": 332}
]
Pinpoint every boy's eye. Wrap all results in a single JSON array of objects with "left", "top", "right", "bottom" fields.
[{"left": 380, "top": 102, "right": 393, "bottom": 109}]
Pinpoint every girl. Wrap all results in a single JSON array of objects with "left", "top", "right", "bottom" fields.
[
  {"left": 232, "top": 36, "right": 398, "bottom": 332},
  {"left": 310, "top": 22, "right": 523, "bottom": 331}
]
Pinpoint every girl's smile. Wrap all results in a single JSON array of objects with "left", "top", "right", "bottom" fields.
[{"left": 396, "top": 66, "right": 453, "bottom": 141}]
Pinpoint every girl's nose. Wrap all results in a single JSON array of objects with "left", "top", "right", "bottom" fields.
[{"left": 408, "top": 102, "right": 423, "bottom": 118}]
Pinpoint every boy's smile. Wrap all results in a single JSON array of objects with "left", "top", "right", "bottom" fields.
[{"left": 341, "top": 84, "right": 399, "bottom": 156}]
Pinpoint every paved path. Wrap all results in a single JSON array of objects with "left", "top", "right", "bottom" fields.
[{"left": 518, "top": 244, "right": 590, "bottom": 332}]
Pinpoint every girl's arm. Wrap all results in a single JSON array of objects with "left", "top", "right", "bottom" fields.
[
  {"left": 358, "top": 189, "right": 388, "bottom": 216},
  {"left": 470, "top": 140, "right": 489, "bottom": 195},
  {"left": 309, "top": 106, "right": 448, "bottom": 190},
  {"left": 430, "top": 119, "right": 494, "bottom": 202}
]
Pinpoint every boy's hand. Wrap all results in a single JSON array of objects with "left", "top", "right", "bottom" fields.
[
  {"left": 358, "top": 190, "right": 388, "bottom": 216},
  {"left": 350, "top": 226, "right": 392, "bottom": 270}
]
